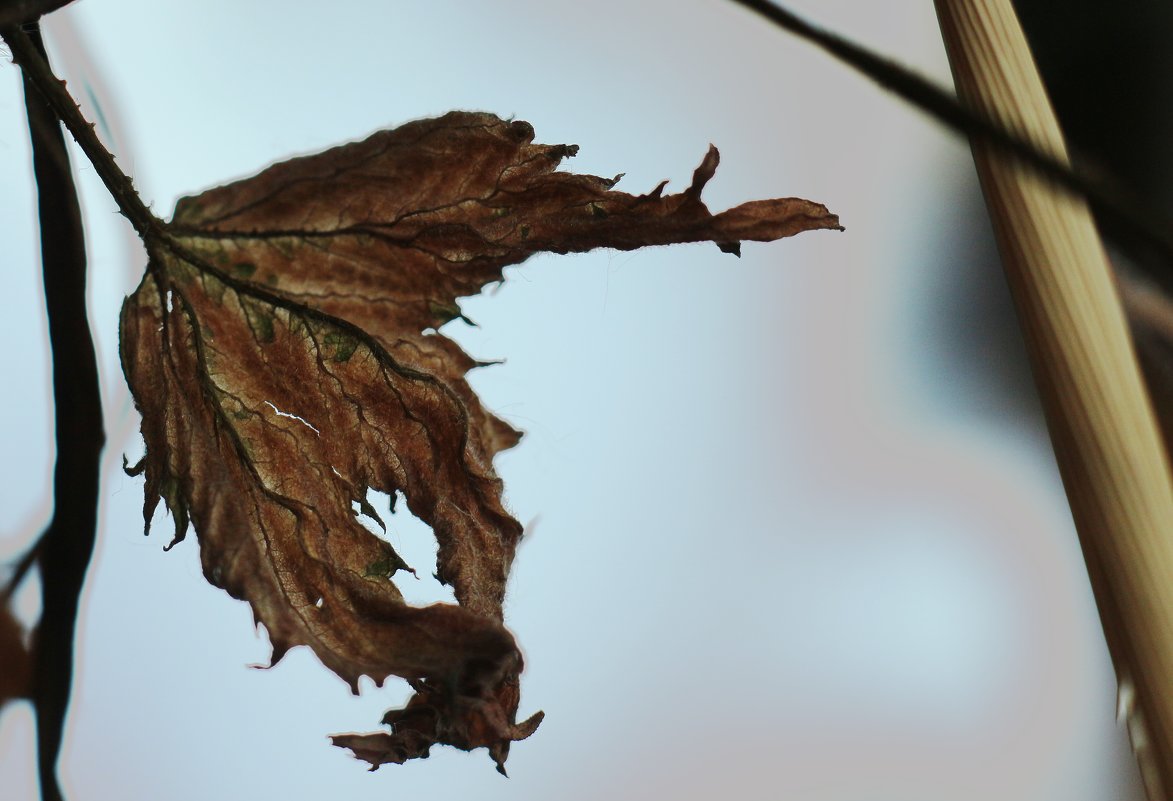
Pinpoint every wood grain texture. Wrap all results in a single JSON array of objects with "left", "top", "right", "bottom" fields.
[{"left": 934, "top": 1, "right": 1173, "bottom": 795}]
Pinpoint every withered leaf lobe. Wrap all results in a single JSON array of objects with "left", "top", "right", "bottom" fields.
[
  {"left": 120, "top": 111, "right": 840, "bottom": 771},
  {"left": 0, "top": 604, "right": 30, "bottom": 707}
]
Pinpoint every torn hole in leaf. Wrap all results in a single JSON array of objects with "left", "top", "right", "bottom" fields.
[
  {"left": 357, "top": 489, "right": 456, "bottom": 607},
  {"left": 348, "top": 490, "right": 414, "bottom": 586},
  {"left": 350, "top": 496, "right": 385, "bottom": 533}
]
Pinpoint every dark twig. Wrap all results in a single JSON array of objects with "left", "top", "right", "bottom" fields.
[
  {"left": 14, "top": 21, "right": 105, "bottom": 801},
  {"left": 0, "top": 0, "right": 74, "bottom": 27},
  {"left": 1, "top": 22, "right": 162, "bottom": 243},
  {"left": 725, "top": 0, "right": 1173, "bottom": 268},
  {"left": 0, "top": 545, "right": 39, "bottom": 606}
]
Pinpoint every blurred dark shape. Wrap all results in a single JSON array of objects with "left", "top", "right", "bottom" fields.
[
  {"left": 1126, "top": 278, "right": 1173, "bottom": 457},
  {"left": 1015, "top": 0, "right": 1173, "bottom": 286},
  {"left": 1013, "top": 1, "right": 1173, "bottom": 455},
  {"left": 1014, "top": 2, "right": 1173, "bottom": 220},
  {"left": 0, "top": 0, "right": 75, "bottom": 26},
  {"left": 928, "top": 1, "right": 1173, "bottom": 447}
]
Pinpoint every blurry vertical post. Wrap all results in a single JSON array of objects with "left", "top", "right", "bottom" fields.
[{"left": 936, "top": 0, "right": 1173, "bottom": 796}]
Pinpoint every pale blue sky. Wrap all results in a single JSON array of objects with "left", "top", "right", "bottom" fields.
[{"left": 0, "top": 1, "right": 1143, "bottom": 798}]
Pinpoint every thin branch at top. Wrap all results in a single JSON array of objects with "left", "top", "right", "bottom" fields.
[
  {"left": 1, "top": 22, "right": 162, "bottom": 242},
  {"left": 725, "top": 0, "right": 1173, "bottom": 268},
  {"left": 0, "top": 0, "right": 74, "bottom": 27}
]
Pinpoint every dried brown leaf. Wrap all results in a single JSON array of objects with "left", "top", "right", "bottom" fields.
[
  {"left": 0, "top": 603, "right": 30, "bottom": 706},
  {"left": 120, "top": 111, "right": 840, "bottom": 771}
]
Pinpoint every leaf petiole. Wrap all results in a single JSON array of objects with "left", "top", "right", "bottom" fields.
[{"left": 1, "top": 23, "right": 163, "bottom": 243}]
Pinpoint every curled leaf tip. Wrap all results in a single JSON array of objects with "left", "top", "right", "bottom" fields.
[
  {"left": 687, "top": 144, "right": 720, "bottom": 197},
  {"left": 122, "top": 453, "right": 146, "bottom": 476},
  {"left": 514, "top": 709, "right": 545, "bottom": 740}
]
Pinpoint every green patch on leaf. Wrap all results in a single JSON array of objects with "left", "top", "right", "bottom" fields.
[
  {"left": 200, "top": 272, "right": 227, "bottom": 304},
  {"left": 269, "top": 237, "right": 297, "bottom": 259},
  {"left": 364, "top": 545, "right": 414, "bottom": 580},
  {"left": 323, "top": 331, "right": 359, "bottom": 363},
  {"left": 231, "top": 261, "right": 257, "bottom": 278},
  {"left": 242, "top": 299, "right": 276, "bottom": 343}
]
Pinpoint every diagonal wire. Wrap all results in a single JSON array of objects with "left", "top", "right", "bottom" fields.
[{"left": 725, "top": 0, "right": 1173, "bottom": 269}]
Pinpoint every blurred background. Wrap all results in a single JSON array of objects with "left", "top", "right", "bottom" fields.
[{"left": 1, "top": 0, "right": 1166, "bottom": 798}]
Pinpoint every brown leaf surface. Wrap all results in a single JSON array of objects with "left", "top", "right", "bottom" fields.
[
  {"left": 0, "top": 603, "right": 30, "bottom": 706},
  {"left": 120, "top": 111, "right": 840, "bottom": 771}
]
